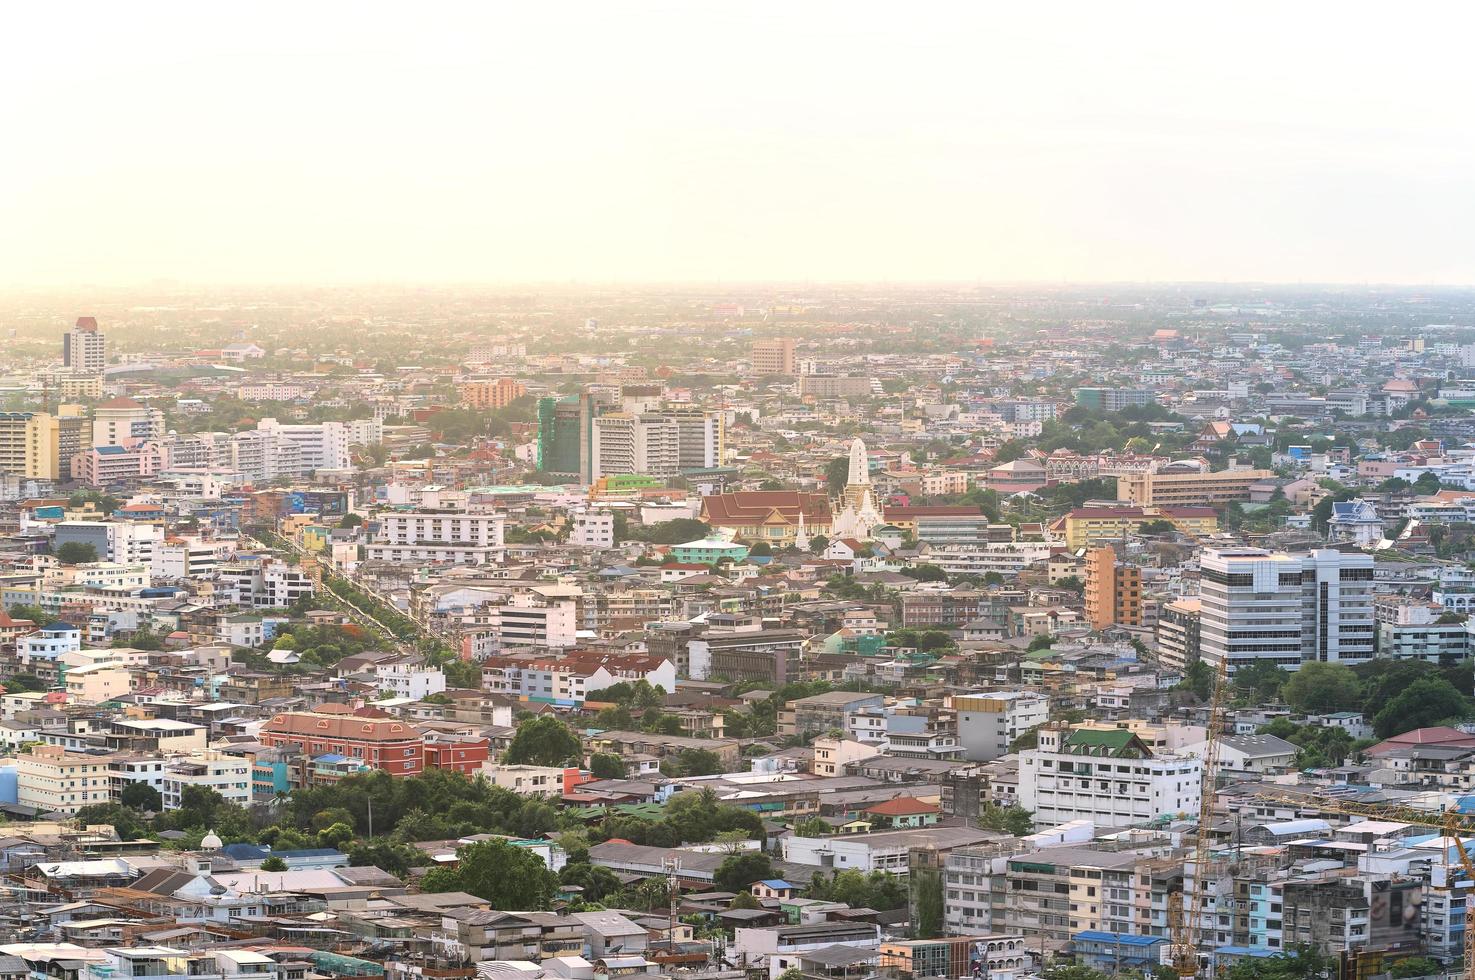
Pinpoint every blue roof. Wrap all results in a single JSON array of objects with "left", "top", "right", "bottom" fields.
[
  {"left": 95, "top": 445, "right": 128, "bottom": 455},
  {"left": 1075, "top": 932, "right": 1165, "bottom": 947},
  {"left": 759, "top": 879, "right": 795, "bottom": 889},
  {"left": 44, "top": 623, "right": 80, "bottom": 632},
  {"left": 1215, "top": 947, "right": 1281, "bottom": 958},
  {"left": 314, "top": 753, "right": 347, "bottom": 763},
  {"left": 221, "top": 843, "right": 269, "bottom": 859},
  {"left": 275, "top": 847, "right": 344, "bottom": 858}
]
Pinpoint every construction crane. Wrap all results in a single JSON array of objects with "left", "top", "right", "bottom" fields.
[{"left": 1169, "top": 649, "right": 1229, "bottom": 979}]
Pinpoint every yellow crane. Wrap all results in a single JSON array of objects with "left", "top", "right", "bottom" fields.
[{"left": 1170, "top": 650, "right": 1229, "bottom": 979}]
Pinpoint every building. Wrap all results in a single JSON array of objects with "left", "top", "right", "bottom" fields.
[
  {"left": 1115, "top": 468, "right": 1276, "bottom": 508},
  {"left": 799, "top": 374, "right": 872, "bottom": 399},
  {"left": 1053, "top": 506, "right": 1218, "bottom": 549},
  {"left": 538, "top": 393, "right": 600, "bottom": 482},
  {"left": 1198, "top": 548, "right": 1375, "bottom": 673},
  {"left": 161, "top": 752, "right": 252, "bottom": 809},
  {"left": 377, "top": 661, "right": 448, "bottom": 700},
  {"left": 258, "top": 710, "right": 424, "bottom": 778},
  {"left": 687, "top": 622, "right": 805, "bottom": 684},
  {"left": 1084, "top": 547, "right": 1142, "bottom": 630},
  {"left": 1074, "top": 388, "right": 1154, "bottom": 412},
  {"left": 0, "top": 411, "right": 92, "bottom": 479},
  {"left": 592, "top": 410, "right": 719, "bottom": 479},
  {"left": 1326, "top": 498, "right": 1384, "bottom": 548},
  {"left": 17, "top": 745, "right": 112, "bottom": 814},
  {"left": 1156, "top": 598, "right": 1201, "bottom": 672},
  {"left": 92, "top": 398, "right": 165, "bottom": 448},
  {"left": 254, "top": 418, "right": 352, "bottom": 471},
  {"left": 751, "top": 338, "right": 797, "bottom": 375},
  {"left": 952, "top": 692, "right": 1049, "bottom": 762},
  {"left": 1374, "top": 596, "right": 1470, "bottom": 663},
  {"left": 365, "top": 511, "right": 505, "bottom": 565},
  {"left": 880, "top": 936, "right": 1032, "bottom": 979},
  {"left": 460, "top": 377, "right": 527, "bottom": 410},
  {"left": 54, "top": 520, "right": 165, "bottom": 565},
  {"left": 71, "top": 441, "right": 162, "bottom": 487},
  {"left": 699, "top": 491, "right": 832, "bottom": 546},
  {"left": 64, "top": 316, "right": 106, "bottom": 374},
  {"left": 1017, "top": 724, "right": 1201, "bottom": 828},
  {"left": 779, "top": 692, "right": 885, "bottom": 739},
  {"left": 571, "top": 510, "right": 616, "bottom": 549}
]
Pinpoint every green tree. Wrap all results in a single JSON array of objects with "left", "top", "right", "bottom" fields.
[
  {"left": 55, "top": 541, "right": 98, "bottom": 564},
  {"left": 808, "top": 534, "right": 830, "bottom": 555},
  {"left": 346, "top": 839, "right": 422, "bottom": 878},
  {"left": 1220, "top": 944, "right": 1333, "bottom": 980},
  {"left": 1042, "top": 967, "right": 1110, "bottom": 980},
  {"left": 588, "top": 753, "right": 628, "bottom": 780},
  {"left": 420, "top": 839, "right": 558, "bottom": 909},
  {"left": 3, "top": 605, "right": 51, "bottom": 627},
  {"left": 318, "top": 821, "right": 356, "bottom": 849},
  {"left": 825, "top": 457, "right": 850, "bottom": 494},
  {"left": 1373, "top": 676, "right": 1472, "bottom": 738},
  {"left": 911, "top": 866, "right": 943, "bottom": 938},
  {"left": 714, "top": 851, "right": 773, "bottom": 893},
  {"left": 1282, "top": 662, "right": 1361, "bottom": 713},
  {"left": 504, "top": 716, "right": 582, "bottom": 767},
  {"left": 1233, "top": 661, "right": 1289, "bottom": 704},
  {"left": 792, "top": 817, "right": 831, "bottom": 837},
  {"left": 978, "top": 803, "right": 1033, "bottom": 836},
  {"left": 120, "top": 782, "right": 162, "bottom": 812},
  {"left": 74, "top": 802, "right": 148, "bottom": 840},
  {"left": 260, "top": 856, "right": 288, "bottom": 872},
  {"left": 1388, "top": 957, "right": 1441, "bottom": 979},
  {"left": 442, "top": 658, "right": 483, "bottom": 690},
  {"left": 338, "top": 513, "right": 364, "bottom": 529},
  {"left": 728, "top": 890, "right": 761, "bottom": 910}
]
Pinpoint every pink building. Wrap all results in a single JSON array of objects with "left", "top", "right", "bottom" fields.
[{"left": 71, "top": 440, "right": 162, "bottom": 487}]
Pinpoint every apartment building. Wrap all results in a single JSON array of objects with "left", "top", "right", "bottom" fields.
[
  {"left": 1198, "top": 548, "right": 1375, "bottom": 673},
  {"left": 93, "top": 398, "right": 166, "bottom": 448},
  {"left": 0, "top": 410, "right": 92, "bottom": 480},
  {"left": 17, "top": 744, "right": 114, "bottom": 814},
  {"left": 254, "top": 418, "right": 352, "bottom": 470},
  {"left": 1374, "top": 595, "right": 1471, "bottom": 662},
  {"left": 460, "top": 377, "right": 527, "bottom": 409},
  {"left": 54, "top": 520, "right": 165, "bottom": 566},
  {"left": 258, "top": 711, "right": 424, "bottom": 777},
  {"left": 1155, "top": 598, "right": 1201, "bottom": 672},
  {"left": 366, "top": 511, "right": 505, "bottom": 565},
  {"left": 751, "top": 337, "right": 797, "bottom": 375},
  {"left": 1084, "top": 547, "right": 1142, "bottom": 630},
  {"left": 216, "top": 557, "right": 317, "bottom": 608},
  {"left": 64, "top": 316, "right": 107, "bottom": 373},
  {"left": 1115, "top": 468, "right": 1275, "bottom": 508},
  {"left": 952, "top": 692, "right": 1050, "bottom": 762},
  {"left": 1053, "top": 506, "right": 1218, "bottom": 549},
  {"left": 779, "top": 691, "right": 886, "bottom": 738},
  {"left": 1018, "top": 724, "right": 1201, "bottom": 829},
  {"left": 162, "top": 752, "right": 252, "bottom": 809}
]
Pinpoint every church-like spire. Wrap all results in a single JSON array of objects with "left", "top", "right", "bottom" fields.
[{"left": 848, "top": 437, "right": 870, "bottom": 487}]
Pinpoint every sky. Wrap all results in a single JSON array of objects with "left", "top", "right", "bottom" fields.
[{"left": 2, "top": 1, "right": 1474, "bottom": 286}]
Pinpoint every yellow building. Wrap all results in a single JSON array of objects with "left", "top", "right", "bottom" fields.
[
  {"left": 1054, "top": 506, "right": 1218, "bottom": 549},
  {"left": 17, "top": 745, "right": 114, "bottom": 814},
  {"left": 0, "top": 409, "right": 91, "bottom": 480},
  {"left": 1116, "top": 467, "right": 1274, "bottom": 508},
  {"left": 698, "top": 491, "right": 832, "bottom": 546}
]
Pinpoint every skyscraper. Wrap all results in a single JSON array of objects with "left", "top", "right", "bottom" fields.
[
  {"left": 1198, "top": 548, "right": 1374, "bottom": 673},
  {"left": 64, "top": 316, "right": 106, "bottom": 374},
  {"left": 1084, "top": 546, "right": 1143, "bottom": 631}
]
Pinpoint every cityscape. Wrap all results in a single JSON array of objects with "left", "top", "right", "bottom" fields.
[{"left": 4, "top": 6, "right": 1475, "bottom": 980}]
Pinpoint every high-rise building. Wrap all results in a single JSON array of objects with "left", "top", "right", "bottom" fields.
[
  {"left": 1156, "top": 597, "right": 1202, "bottom": 671},
  {"left": 537, "top": 393, "right": 600, "bottom": 482},
  {"left": 1074, "top": 387, "right": 1154, "bottom": 412},
  {"left": 751, "top": 337, "right": 797, "bottom": 375},
  {"left": 92, "top": 398, "right": 165, "bottom": 448},
  {"left": 63, "top": 316, "right": 106, "bottom": 374},
  {"left": 591, "top": 409, "right": 719, "bottom": 479},
  {"left": 254, "top": 418, "right": 351, "bottom": 471},
  {"left": 1199, "top": 548, "right": 1375, "bottom": 673},
  {"left": 460, "top": 377, "right": 527, "bottom": 410},
  {"left": 1083, "top": 546, "right": 1143, "bottom": 631},
  {"left": 0, "top": 410, "right": 92, "bottom": 480}
]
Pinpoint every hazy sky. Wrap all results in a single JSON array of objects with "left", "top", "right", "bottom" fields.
[{"left": 3, "top": 2, "right": 1473, "bottom": 286}]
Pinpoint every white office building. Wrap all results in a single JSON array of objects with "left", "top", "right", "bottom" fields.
[
  {"left": 255, "top": 418, "right": 352, "bottom": 471},
  {"left": 1198, "top": 548, "right": 1375, "bottom": 673},
  {"left": 571, "top": 509, "right": 616, "bottom": 549},
  {"left": 952, "top": 691, "right": 1050, "bottom": 762},
  {"left": 1018, "top": 724, "right": 1201, "bottom": 829},
  {"left": 365, "top": 511, "right": 505, "bottom": 565}
]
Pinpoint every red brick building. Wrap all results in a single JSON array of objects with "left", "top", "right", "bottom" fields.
[
  {"left": 259, "top": 709, "right": 424, "bottom": 777},
  {"left": 423, "top": 733, "right": 490, "bottom": 775}
]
